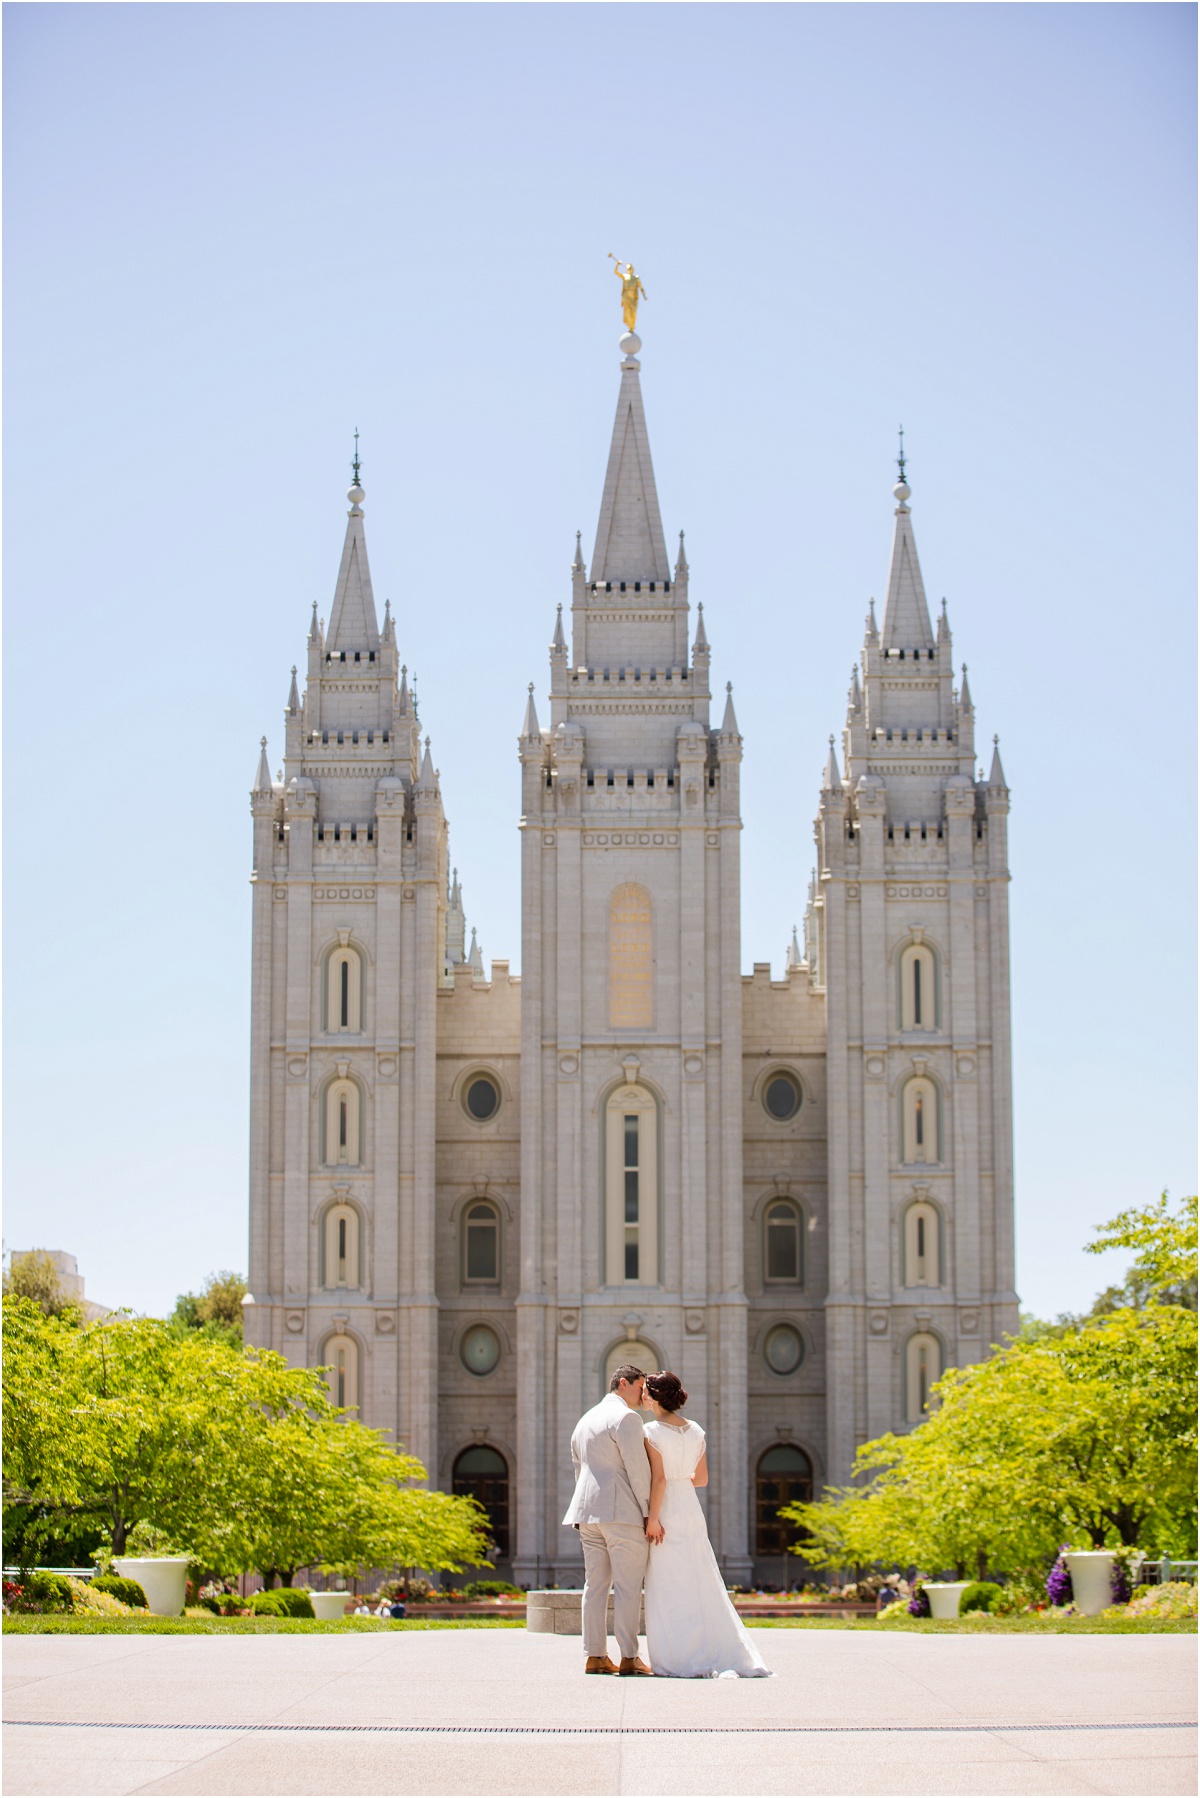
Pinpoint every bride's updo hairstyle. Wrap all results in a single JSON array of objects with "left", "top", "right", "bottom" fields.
[{"left": 645, "top": 1371, "right": 687, "bottom": 1413}]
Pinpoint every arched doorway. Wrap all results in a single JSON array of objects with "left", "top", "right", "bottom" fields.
[
  {"left": 755, "top": 1444, "right": 813, "bottom": 1559},
  {"left": 452, "top": 1445, "right": 509, "bottom": 1559}
]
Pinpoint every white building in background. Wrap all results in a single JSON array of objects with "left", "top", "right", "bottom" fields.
[{"left": 244, "top": 323, "right": 1018, "bottom": 1584}]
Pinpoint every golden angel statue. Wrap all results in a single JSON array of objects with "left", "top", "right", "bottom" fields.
[{"left": 609, "top": 256, "right": 647, "bottom": 332}]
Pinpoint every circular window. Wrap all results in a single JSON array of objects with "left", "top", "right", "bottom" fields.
[
  {"left": 460, "top": 1324, "right": 501, "bottom": 1376},
  {"left": 763, "top": 1324, "right": 805, "bottom": 1376},
  {"left": 464, "top": 1075, "right": 500, "bottom": 1121},
  {"left": 764, "top": 1073, "right": 802, "bottom": 1121}
]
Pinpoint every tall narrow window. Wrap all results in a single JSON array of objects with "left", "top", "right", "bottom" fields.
[
  {"left": 322, "top": 1332, "right": 359, "bottom": 1414},
  {"left": 324, "top": 1078, "right": 362, "bottom": 1167},
  {"left": 463, "top": 1202, "right": 500, "bottom": 1285},
  {"left": 609, "top": 884, "right": 653, "bottom": 1029},
  {"left": 900, "top": 943, "right": 938, "bottom": 1031},
  {"left": 624, "top": 1115, "right": 640, "bottom": 1280},
  {"left": 763, "top": 1200, "right": 802, "bottom": 1284},
  {"left": 323, "top": 1203, "right": 360, "bottom": 1289},
  {"left": 902, "top": 1077, "right": 939, "bottom": 1165},
  {"left": 905, "top": 1332, "right": 942, "bottom": 1422},
  {"left": 326, "top": 945, "right": 362, "bottom": 1033},
  {"left": 605, "top": 1084, "right": 658, "bottom": 1285},
  {"left": 904, "top": 1201, "right": 941, "bottom": 1286}
]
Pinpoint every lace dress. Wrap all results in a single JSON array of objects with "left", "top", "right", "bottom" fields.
[{"left": 643, "top": 1418, "right": 772, "bottom": 1679}]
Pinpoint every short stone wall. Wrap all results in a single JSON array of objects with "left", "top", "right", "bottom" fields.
[{"left": 526, "top": 1589, "right": 646, "bottom": 1636}]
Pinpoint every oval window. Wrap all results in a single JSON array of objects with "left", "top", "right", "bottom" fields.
[
  {"left": 460, "top": 1324, "right": 501, "bottom": 1376},
  {"left": 763, "top": 1324, "right": 804, "bottom": 1376},
  {"left": 764, "top": 1074, "right": 802, "bottom": 1121},
  {"left": 464, "top": 1076, "right": 500, "bottom": 1121}
]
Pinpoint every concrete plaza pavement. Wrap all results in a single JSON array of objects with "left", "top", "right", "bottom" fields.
[{"left": 3, "top": 1628, "right": 1196, "bottom": 1797}]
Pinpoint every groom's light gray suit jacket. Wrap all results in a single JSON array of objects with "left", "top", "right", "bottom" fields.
[{"left": 562, "top": 1393, "right": 651, "bottom": 1527}]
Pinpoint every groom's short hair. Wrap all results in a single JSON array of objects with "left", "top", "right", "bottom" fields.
[{"left": 609, "top": 1364, "right": 645, "bottom": 1392}]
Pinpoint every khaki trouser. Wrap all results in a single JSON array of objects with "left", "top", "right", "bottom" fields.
[{"left": 578, "top": 1520, "right": 649, "bottom": 1659}]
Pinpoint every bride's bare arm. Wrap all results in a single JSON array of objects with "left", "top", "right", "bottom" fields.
[
  {"left": 691, "top": 1448, "right": 708, "bottom": 1488},
  {"left": 645, "top": 1440, "right": 667, "bottom": 1541}
]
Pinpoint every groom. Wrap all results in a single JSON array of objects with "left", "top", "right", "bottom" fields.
[{"left": 562, "top": 1363, "right": 662, "bottom": 1675}]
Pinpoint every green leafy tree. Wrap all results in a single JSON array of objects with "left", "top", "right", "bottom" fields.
[
  {"left": 3, "top": 1251, "right": 75, "bottom": 1319},
  {"left": 1086, "top": 1192, "right": 1197, "bottom": 1310},
  {"left": 170, "top": 1270, "right": 248, "bottom": 1348}
]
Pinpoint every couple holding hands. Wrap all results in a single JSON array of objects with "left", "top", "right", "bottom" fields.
[{"left": 563, "top": 1364, "right": 772, "bottom": 1680}]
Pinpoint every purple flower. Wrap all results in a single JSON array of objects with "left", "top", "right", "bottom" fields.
[
  {"left": 1046, "top": 1548, "right": 1073, "bottom": 1607},
  {"left": 1110, "top": 1559, "right": 1132, "bottom": 1605},
  {"left": 907, "top": 1584, "right": 931, "bottom": 1617}
]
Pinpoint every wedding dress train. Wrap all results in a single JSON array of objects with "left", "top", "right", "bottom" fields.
[{"left": 643, "top": 1418, "right": 772, "bottom": 1679}]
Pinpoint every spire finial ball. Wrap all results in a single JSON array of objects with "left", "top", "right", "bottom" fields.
[
  {"left": 619, "top": 330, "right": 642, "bottom": 359},
  {"left": 347, "top": 481, "right": 365, "bottom": 511},
  {"left": 893, "top": 479, "right": 911, "bottom": 504}
]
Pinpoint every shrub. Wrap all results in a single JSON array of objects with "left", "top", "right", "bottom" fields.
[
  {"left": 960, "top": 1581, "right": 1004, "bottom": 1615},
  {"left": 249, "top": 1588, "right": 314, "bottom": 1619},
  {"left": 92, "top": 1575, "right": 148, "bottom": 1610},
  {"left": 906, "top": 1582, "right": 931, "bottom": 1618},
  {"left": 6, "top": 1571, "right": 74, "bottom": 1613},
  {"left": 461, "top": 1580, "right": 523, "bottom": 1598},
  {"left": 65, "top": 1578, "right": 130, "bottom": 1616},
  {"left": 1046, "top": 1548, "right": 1073, "bottom": 1607},
  {"left": 1124, "top": 1580, "right": 1197, "bottom": 1622}
]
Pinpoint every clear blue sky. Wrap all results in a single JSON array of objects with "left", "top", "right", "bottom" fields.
[{"left": 4, "top": 3, "right": 1195, "bottom": 1322}]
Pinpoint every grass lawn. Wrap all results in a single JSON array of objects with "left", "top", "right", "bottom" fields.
[{"left": 4, "top": 1614, "right": 1192, "bottom": 1636}]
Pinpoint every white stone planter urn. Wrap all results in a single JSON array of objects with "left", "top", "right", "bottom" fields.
[
  {"left": 1064, "top": 1551, "right": 1119, "bottom": 1616},
  {"left": 923, "top": 1581, "right": 972, "bottom": 1620},
  {"left": 112, "top": 1556, "right": 190, "bottom": 1617},
  {"left": 308, "top": 1591, "right": 351, "bottom": 1620}
]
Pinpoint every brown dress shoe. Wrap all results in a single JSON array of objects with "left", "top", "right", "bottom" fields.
[
  {"left": 619, "top": 1656, "right": 653, "bottom": 1676},
  {"left": 585, "top": 1655, "right": 619, "bottom": 1674}
]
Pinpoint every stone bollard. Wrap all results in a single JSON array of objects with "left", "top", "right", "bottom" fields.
[{"left": 525, "top": 1589, "right": 646, "bottom": 1636}]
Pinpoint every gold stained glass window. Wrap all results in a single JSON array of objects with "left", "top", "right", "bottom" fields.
[{"left": 609, "top": 884, "right": 653, "bottom": 1029}]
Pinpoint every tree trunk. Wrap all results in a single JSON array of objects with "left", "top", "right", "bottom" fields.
[
  {"left": 975, "top": 1551, "right": 989, "bottom": 1581},
  {"left": 280, "top": 1570, "right": 294, "bottom": 1588}
]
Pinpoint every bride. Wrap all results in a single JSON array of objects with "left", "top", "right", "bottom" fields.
[{"left": 641, "top": 1372, "right": 772, "bottom": 1679}]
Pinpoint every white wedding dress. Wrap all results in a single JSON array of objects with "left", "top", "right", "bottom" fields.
[{"left": 643, "top": 1418, "right": 772, "bottom": 1679}]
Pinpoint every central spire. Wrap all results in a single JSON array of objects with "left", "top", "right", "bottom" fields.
[
  {"left": 880, "top": 460, "right": 934, "bottom": 652},
  {"left": 590, "top": 329, "right": 670, "bottom": 584},
  {"left": 326, "top": 451, "right": 380, "bottom": 654}
]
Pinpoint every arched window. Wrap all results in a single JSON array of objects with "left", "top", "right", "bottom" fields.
[
  {"left": 903, "top": 1201, "right": 941, "bottom": 1287},
  {"left": 325, "top": 943, "right": 363, "bottom": 1033},
  {"left": 605, "top": 1083, "right": 658, "bottom": 1286},
  {"left": 323, "top": 1333, "right": 359, "bottom": 1415},
  {"left": 603, "top": 1338, "right": 660, "bottom": 1399},
  {"left": 324, "top": 1076, "right": 363, "bottom": 1167},
  {"left": 763, "top": 1200, "right": 802, "bottom": 1285},
  {"left": 323, "top": 1203, "right": 361, "bottom": 1290},
  {"left": 899, "top": 943, "right": 938, "bottom": 1032},
  {"left": 905, "top": 1332, "right": 942, "bottom": 1422},
  {"left": 452, "top": 1446, "right": 509, "bottom": 1558},
  {"left": 902, "top": 1077, "right": 940, "bottom": 1165},
  {"left": 755, "top": 1444, "right": 813, "bottom": 1558},
  {"left": 462, "top": 1202, "right": 500, "bottom": 1285},
  {"left": 609, "top": 884, "right": 653, "bottom": 1029}
]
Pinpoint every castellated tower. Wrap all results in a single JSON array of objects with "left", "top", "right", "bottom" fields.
[
  {"left": 245, "top": 466, "right": 451, "bottom": 1482},
  {"left": 809, "top": 465, "right": 1019, "bottom": 1487},
  {"left": 515, "top": 325, "right": 753, "bottom": 1585}
]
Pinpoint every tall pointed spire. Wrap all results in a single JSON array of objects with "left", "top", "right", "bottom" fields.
[
  {"left": 521, "top": 682, "right": 541, "bottom": 741},
  {"left": 881, "top": 459, "right": 934, "bottom": 651},
  {"left": 693, "top": 601, "right": 708, "bottom": 651},
  {"left": 849, "top": 663, "right": 862, "bottom": 710},
  {"left": 253, "top": 736, "right": 273, "bottom": 793},
  {"left": 822, "top": 734, "right": 843, "bottom": 793},
  {"left": 467, "top": 927, "right": 484, "bottom": 974},
  {"left": 308, "top": 600, "right": 321, "bottom": 644},
  {"left": 865, "top": 598, "right": 879, "bottom": 646},
  {"left": 675, "top": 529, "right": 689, "bottom": 579},
  {"left": 720, "top": 681, "right": 740, "bottom": 737},
  {"left": 326, "top": 457, "right": 380, "bottom": 653},
  {"left": 786, "top": 924, "right": 803, "bottom": 971},
  {"left": 416, "top": 735, "right": 436, "bottom": 790},
  {"left": 287, "top": 667, "right": 300, "bottom": 714},
  {"left": 552, "top": 604, "right": 567, "bottom": 651},
  {"left": 398, "top": 664, "right": 409, "bottom": 715},
  {"left": 960, "top": 663, "right": 973, "bottom": 711},
  {"left": 571, "top": 531, "right": 585, "bottom": 575},
  {"left": 988, "top": 735, "right": 1007, "bottom": 788},
  {"left": 590, "top": 332, "right": 669, "bottom": 583}
]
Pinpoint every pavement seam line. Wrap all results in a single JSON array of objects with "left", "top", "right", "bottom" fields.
[{"left": 5, "top": 1720, "right": 1195, "bottom": 1737}]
